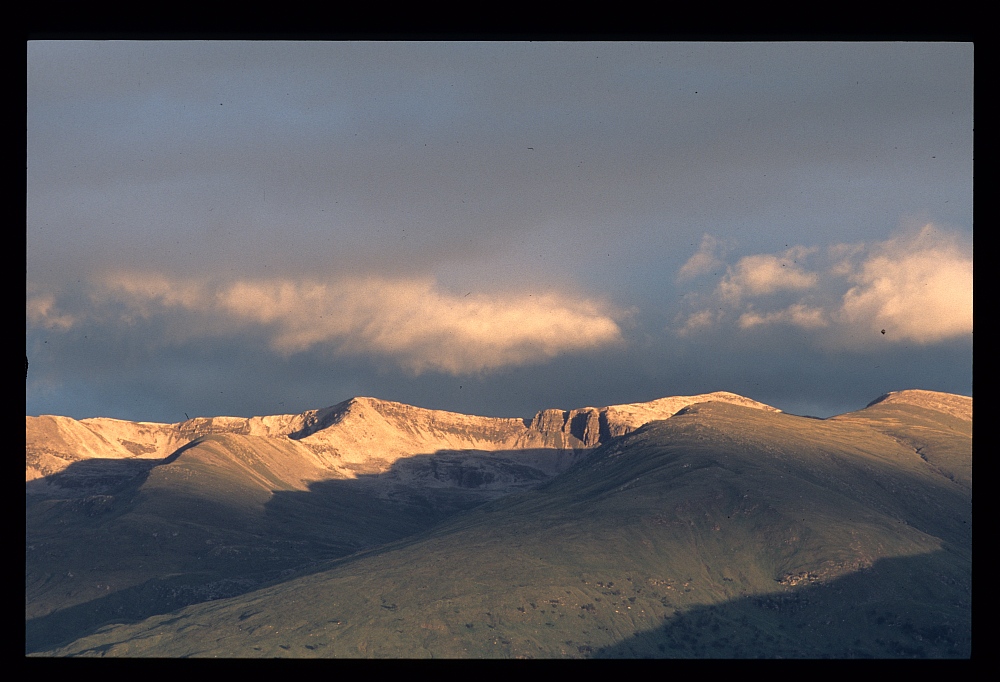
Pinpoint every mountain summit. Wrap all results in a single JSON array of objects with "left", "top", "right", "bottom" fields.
[
  {"left": 26, "top": 390, "right": 970, "bottom": 658},
  {"left": 865, "top": 389, "right": 972, "bottom": 422},
  {"left": 27, "top": 391, "right": 779, "bottom": 484}
]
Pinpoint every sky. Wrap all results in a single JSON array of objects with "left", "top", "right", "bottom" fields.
[{"left": 26, "top": 41, "right": 973, "bottom": 422}]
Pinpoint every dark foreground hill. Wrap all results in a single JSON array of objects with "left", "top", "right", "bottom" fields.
[{"left": 26, "top": 390, "right": 971, "bottom": 657}]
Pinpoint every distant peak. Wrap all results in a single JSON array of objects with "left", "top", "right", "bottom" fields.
[
  {"left": 591, "top": 391, "right": 779, "bottom": 437},
  {"left": 866, "top": 389, "right": 972, "bottom": 421},
  {"left": 604, "top": 391, "right": 779, "bottom": 414}
]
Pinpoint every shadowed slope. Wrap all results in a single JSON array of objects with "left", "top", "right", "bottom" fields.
[
  {"left": 593, "top": 550, "right": 970, "bottom": 658},
  {"left": 36, "top": 398, "right": 970, "bottom": 658},
  {"left": 26, "top": 435, "right": 584, "bottom": 653},
  {"left": 27, "top": 434, "right": 351, "bottom": 652}
]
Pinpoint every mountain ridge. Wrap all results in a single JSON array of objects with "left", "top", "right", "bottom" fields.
[
  {"left": 27, "top": 390, "right": 785, "bottom": 483},
  {"left": 27, "top": 394, "right": 971, "bottom": 658},
  {"left": 864, "top": 389, "right": 972, "bottom": 422}
]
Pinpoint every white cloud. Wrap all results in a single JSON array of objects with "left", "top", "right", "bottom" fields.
[
  {"left": 96, "top": 273, "right": 207, "bottom": 314},
  {"left": 675, "top": 225, "right": 972, "bottom": 346},
  {"left": 677, "top": 234, "right": 724, "bottom": 281},
  {"left": 837, "top": 225, "right": 972, "bottom": 344},
  {"left": 738, "top": 304, "right": 828, "bottom": 330},
  {"left": 827, "top": 242, "right": 866, "bottom": 277},
  {"left": 94, "top": 272, "right": 626, "bottom": 374},
  {"left": 26, "top": 294, "right": 75, "bottom": 330},
  {"left": 716, "top": 247, "right": 819, "bottom": 302},
  {"left": 676, "top": 308, "right": 722, "bottom": 337}
]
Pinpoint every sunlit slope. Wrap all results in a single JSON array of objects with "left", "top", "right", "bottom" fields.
[
  {"left": 44, "top": 400, "right": 970, "bottom": 658},
  {"left": 27, "top": 391, "right": 779, "bottom": 482},
  {"left": 830, "top": 390, "right": 972, "bottom": 491},
  {"left": 26, "top": 415, "right": 182, "bottom": 482}
]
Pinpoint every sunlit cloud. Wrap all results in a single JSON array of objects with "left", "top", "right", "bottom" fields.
[
  {"left": 26, "top": 294, "right": 75, "bottom": 330},
  {"left": 91, "top": 273, "right": 626, "bottom": 374},
  {"left": 675, "top": 225, "right": 972, "bottom": 346},
  {"left": 738, "top": 304, "right": 828, "bottom": 330},
  {"left": 96, "top": 273, "right": 207, "bottom": 315},
  {"left": 676, "top": 308, "right": 722, "bottom": 337},
  {"left": 837, "top": 225, "right": 972, "bottom": 344},
  {"left": 827, "top": 242, "right": 867, "bottom": 277},
  {"left": 677, "top": 234, "right": 724, "bottom": 281},
  {"left": 716, "top": 247, "right": 819, "bottom": 302}
]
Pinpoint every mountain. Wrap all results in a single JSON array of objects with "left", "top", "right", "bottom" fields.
[
  {"left": 27, "top": 390, "right": 777, "bottom": 482},
  {"left": 26, "top": 390, "right": 970, "bottom": 657}
]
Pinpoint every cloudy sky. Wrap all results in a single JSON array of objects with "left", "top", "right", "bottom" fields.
[{"left": 27, "top": 42, "right": 973, "bottom": 422}]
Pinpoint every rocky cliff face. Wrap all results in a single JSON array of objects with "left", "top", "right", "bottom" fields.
[{"left": 526, "top": 407, "right": 603, "bottom": 447}]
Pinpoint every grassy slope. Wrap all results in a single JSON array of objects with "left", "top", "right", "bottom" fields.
[
  {"left": 35, "top": 401, "right": 971, "bottom": 658},
  {"left": 26, "top": 434, "right": 483, "bottom": 653},
  {"left": 831, "top": 402, "right": 972, "bottom": 491}
]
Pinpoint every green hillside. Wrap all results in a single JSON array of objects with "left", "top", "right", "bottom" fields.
[
  {"left": 30, "top": 399, "right": 971, "bottom": 658},
  {"left": 26, "top": 434, "right": 491, "bottom": 653}
]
